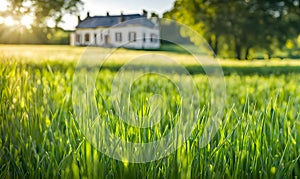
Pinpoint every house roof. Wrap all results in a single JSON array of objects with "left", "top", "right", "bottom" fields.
[{"left": 76, "top": 14, "right": 156, "bottom": 29}]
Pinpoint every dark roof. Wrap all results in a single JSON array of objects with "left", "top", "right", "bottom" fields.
[{"left": 76, "top": 14, "right": 156, "bottom": 29}]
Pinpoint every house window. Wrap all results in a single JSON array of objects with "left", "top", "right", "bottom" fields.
[
  {"left": 150, "top": 34, "right": 158, "bottom": 43},
  {"left": 85, "top": 33, "right": 90, "bottom": 42},
  {"left": 94, "top": 33, "right": 97, "bottom": 44},
  {"left": 128, "top": 32, "right": 136, "bottom": 42},
  {"left": 76, "top": 34, "right": 81, "bottom": 43},
  {"left": 143, "top": 33, "right": 146, "bottom": 42},
  {"left": 100, "top": 33, "right": 103, "bottom": 41},
  {"left": 115, "top": 32, "right": 122, "bottom": 42}
]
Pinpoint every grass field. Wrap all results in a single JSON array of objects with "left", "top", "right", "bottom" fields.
[{"left": 0, "top": 45, "right": 300, "bottom": 178}]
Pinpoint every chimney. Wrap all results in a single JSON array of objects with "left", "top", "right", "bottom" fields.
[
  {"left": 143, "top": 9, "right": 148, "bottom": 18},
  {"left": 119, "top": 11, "right": 124, "bottom": 23},
  {"left": 87, "top": 11, "right": 90, "bottom": 18},
  {"left": 77, "top": 16, "right": 81, "bottom": 24},
  {"left": 106, "top": 12, "right": 110, "bottom": 16}
]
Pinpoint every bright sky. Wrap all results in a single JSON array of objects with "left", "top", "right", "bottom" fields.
[
  {"left": 61, "top": 0, "right": 176, "bottom": 30},
  {"left": 0, "top": 0, "right": 175, "bottom": 30}
]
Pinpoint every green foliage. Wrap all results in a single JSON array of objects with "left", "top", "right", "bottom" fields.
[
  {"left": 0, "top": 46, "right": 300, "bottom": 178},
  {"left": 0, "top": 25, "right": 71, "bottom": 44},
  {"left": 47, "top": 29, "right": 72, "bottom": 45},
  {"left": 164, "top": 0, "right": 300, "bottom": 60}
]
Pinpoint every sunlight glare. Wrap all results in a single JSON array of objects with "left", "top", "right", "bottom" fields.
[
  {"left": 0, "top": 17, "right": 4, "bottom": 24},
  {"left": 47, "top": 19, "right": 56, "bottom": 28},
  {"left": 0, "top": 0, "right": 9, "bottom": 12},
  {"left": 21, "top": 15, "right": 33, "bottom": 28},
  {"left": 4, "top": 16, "right": 15, "bottom": 26}
]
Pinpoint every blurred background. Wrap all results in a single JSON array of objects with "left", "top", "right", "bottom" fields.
[{"left": 0, "top": 0, "right": 299, "bottom": 59}]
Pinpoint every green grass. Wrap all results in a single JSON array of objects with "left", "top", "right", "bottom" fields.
[{"left": 0, "top": 45, "right": 300, "bottom": 178}]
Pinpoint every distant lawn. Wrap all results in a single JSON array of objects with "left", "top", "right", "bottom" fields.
[{"left": 0, "top": 44, "right": 300, "bottom": 76}]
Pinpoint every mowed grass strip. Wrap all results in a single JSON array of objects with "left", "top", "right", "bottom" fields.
[{"left": 1, "top": 45, "right": 299, "bottom": 76}]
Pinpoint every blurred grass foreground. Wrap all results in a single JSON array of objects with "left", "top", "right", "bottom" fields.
[{"left": 0, "top": 45, "right": 300, "bottom": 178}]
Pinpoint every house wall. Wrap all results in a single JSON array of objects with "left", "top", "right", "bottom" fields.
[
  {"left": 74, "top": 25, "right": 160, "bottom": 49},
  {"left": 74, "top": 28, "right": 102, "bottom": 46},
  {"left": 141, "top": 26, "right": 160, "bottom": 49},
  {"left": 70, "top": 32, "right": 75, "bottom": 46},
  {"left": 109, "top": 26, "right": 160, "bottom": 49}
]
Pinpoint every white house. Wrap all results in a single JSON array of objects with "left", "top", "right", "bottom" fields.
[{"left": 70, "top": 11, "right": 160, "bottom": 49}]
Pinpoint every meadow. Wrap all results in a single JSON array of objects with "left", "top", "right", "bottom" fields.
[{"left": 0, "top": 45, "right": 300, "bottom": 178}]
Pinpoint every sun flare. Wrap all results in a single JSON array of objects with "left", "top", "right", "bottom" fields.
[
  {"left": 21, "top": 15, "right": 33, "bottom": 28},
  {"left": 1, "top": 15, "right": 34, "bottom": 28},
  {"left": 4, "top": 16, "right": 15, "bottom": 26},
  {"left": 0, "top": 17, "right": 4, "bottom": 24}
]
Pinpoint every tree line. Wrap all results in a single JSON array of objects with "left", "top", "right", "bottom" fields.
[
  {"left": 164, "top": 0, "right": 300, "bottom": 59},
  {"left": 0, "top": 25, "right": 72, "bottom": 44}
]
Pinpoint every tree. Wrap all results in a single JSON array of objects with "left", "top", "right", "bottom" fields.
[
  {"left": 164, "top": 0, "right": 300, "bottom": 60},
  {"left": 164, "top": 0, "right": 223, "bottom": 56},
  {"left": 0, "top": 0, "right": 83, "bottom": 44}
]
